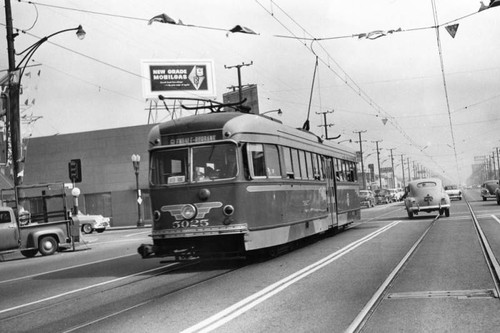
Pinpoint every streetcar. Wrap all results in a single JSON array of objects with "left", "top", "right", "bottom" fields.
[{"left": 138, "top": 101, "right": 360, "bottom": 260}]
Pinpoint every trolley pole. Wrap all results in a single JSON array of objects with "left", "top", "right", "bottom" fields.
[{"left": 224, "top": 61, "right": 253, "bottom": 111}]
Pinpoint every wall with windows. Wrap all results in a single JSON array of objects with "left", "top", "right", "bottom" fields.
[{"left": 22, "top": 124, "right": 155, "bottom": 227}]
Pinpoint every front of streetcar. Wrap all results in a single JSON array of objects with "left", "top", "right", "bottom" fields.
[{"left": 138, "top": 112, "right": 248, "bottom": 259}]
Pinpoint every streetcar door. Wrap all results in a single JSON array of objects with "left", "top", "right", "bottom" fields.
[{"left": 324, "top": 157, "right": 338, "bottom": 227}]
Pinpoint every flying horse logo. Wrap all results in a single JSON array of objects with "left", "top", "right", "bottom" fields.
[{"left": 161, "top": 202, "right": 222, "bottom": 220}]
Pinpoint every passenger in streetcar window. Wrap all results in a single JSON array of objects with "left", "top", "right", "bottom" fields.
[{"left": 221, "top": 152, "right": 237, "bottom": 178}]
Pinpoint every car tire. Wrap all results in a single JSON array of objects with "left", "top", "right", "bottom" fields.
[
  {"left": 483, "top": 197, "right": 487, "bottom": 201},
  {"left": 497, "top": 196, "right": 500, "bottom": 205},
  {"left": 96, "top": 229, "right": 105, "bottom": 233},
  {"left": 38, "top": 236, "right": 58, "bottom": 256},
  {"left": 445, "top": 208, "right": 450, "bottom": 217},
  {"left": 82, "top": 224, "right": 93, "bottom": 234},
  {"left": 407, "top": 210, "right": 413, "bottom": 219}
]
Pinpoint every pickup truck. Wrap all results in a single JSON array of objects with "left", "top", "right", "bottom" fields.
[
  {"left": 0, "top": 206, "right": 78, "bottom": 257},
  {"left": 0, "top": 183, "right": 80, "bottom": 258}
]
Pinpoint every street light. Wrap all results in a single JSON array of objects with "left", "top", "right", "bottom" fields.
[
  {"left": 131, "top": 154, "right": 144, "bottom": 227},
  {"left": 5, "top": 0, "right": 85, "bottom": 186}
]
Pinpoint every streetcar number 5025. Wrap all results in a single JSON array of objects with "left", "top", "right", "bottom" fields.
[{"left": 172, "top": 219, "right": 209, "bottom": 228}]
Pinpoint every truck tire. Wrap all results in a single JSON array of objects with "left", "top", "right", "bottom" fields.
[
  {"left": 39, "top": 236, "right": 58, "bottom": 256},
  {"left": 21, "top": 249, "right": 38, "bottom": 258},
  {"left": 82, "top": 224, "right": 93, "bottom": 234}
]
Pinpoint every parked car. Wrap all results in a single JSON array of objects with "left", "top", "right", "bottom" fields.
[
  {"left": 444, "top": 185, "right": 462, "bottom": 201},
  {"left": 359, "top": 190, "right": 376, "bottom": 208},
  {"left": 76, "top": 211, "right": 110, "bottom": 234},
  {"left": 481, "top": 180, "right": 498, "bottom": 201},
  {"left": 374, "top": 189, "right": 392, "bottom": 204},
  {"left": 495, "top": 187, "right": 500, "bottom": 205},
  {"left": 404, "top": 178, "right": 450, "bottom": 219}
]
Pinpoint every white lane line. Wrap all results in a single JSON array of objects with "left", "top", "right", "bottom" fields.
[
  {"left": 0, "top": 253, "right": 136, "bottom": 285},
  {"left": 181, "top": 221, "right": 401, "bottom": 333},
  {"left": 491, "top": 215, "right": 500, "bottom": 225},
  {"left": 0, "top": 264, "right": 177, "bottom": 315}
]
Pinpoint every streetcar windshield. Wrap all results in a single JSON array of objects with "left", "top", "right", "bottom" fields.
[
  {"left": 150, "top": 143, "right": 238, "bottom": 185},
  {"left": 192, "top": 143, "right": 237, "bottom": 182}
]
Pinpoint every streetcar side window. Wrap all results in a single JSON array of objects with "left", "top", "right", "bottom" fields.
[
  {"left": 291, "top": 149, "right": 302, "bottom": 179},
  {"left": 247, "top": 143, "right": 282, "bottom": 179},
  {"left": 283, "top": 147, "right": 294, "bottom": 179},
  {"left": 264, "top": 144, "right": 281, "bottom": 178},
  {"left": 304, "top": 152, "right": 314, "bottom": 180},
  {"left": 248, "top": 143, "right": 266, "bottom": 178}
]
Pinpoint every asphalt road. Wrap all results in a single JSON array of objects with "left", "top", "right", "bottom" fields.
[{"left": 1, "top": 189, "right": 499, "bottom": 332}]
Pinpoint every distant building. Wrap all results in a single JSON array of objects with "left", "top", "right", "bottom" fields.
[{"left": 22, "top": 124, "right": 155, "bottom": 227}]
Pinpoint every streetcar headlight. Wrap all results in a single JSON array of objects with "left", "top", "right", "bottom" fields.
[
  {"left": 181, "top": 204, "right": 197, "bottom": 220},
  {"left": 223, "top": 205, "right": 235, "bottom": 216}
]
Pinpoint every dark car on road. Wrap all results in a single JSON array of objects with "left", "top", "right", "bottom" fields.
[
  {"left": 359, "top": 190, "right": 376, "bottom": 208},
  {"left": 481, "top": 180, "right": 498, "bottom": 201},
  {"left": 374, "top": 189, "right": 392, "bottom": 204}
]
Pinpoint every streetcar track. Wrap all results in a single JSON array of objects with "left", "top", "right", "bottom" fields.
[
  {"left": 466, "top": 200, "right": 500, "bottom": 297},
  {"left": 61, "top": 260, "right": 244, "bottom": 333},
  {"left": 0, "top": 261, "right": 185, "bottom": 318},
  {"left": 345, "top": 214, "right": 440, "bottom": 333},
  {"left": 347, "top": 197, "right": 500, "bottom": 333}
]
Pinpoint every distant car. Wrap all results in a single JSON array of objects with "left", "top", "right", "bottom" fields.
[
  {"left": 387, "top": 188, "right": 403, "bottom": 202},
  {"left": 404, "top": 178, "right": 451, "bottom": 219},
  {"left": 374, "top": 189, "right": 392, "bottom": 204},
  {"left": 359, "top": 190, "right": 376, "bottom": 208},
  {"left": 480, "top": 180, "right": 498, "bottom": 201},
  {"left": 76, "top": 211, "right": 110, "bottom": 234},
  {"left": 495, "top": 187, "right": 500, "bottom": 205},
  {"left": 444, "top": 185, "right": 462, "bottom": 201}
]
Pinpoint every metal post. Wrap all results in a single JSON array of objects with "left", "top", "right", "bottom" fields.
[
  {"left": 132, "top": 154, "right": 144, "bottom": 227},
  {"left": 407, "top": 157, "right": 411, "bottom": 182},
  {"left": 496, "top": 147, "right": 500, "bottom": 179},
  {"left": 374, "top": 141, "right": 382, "bottom": 189}
]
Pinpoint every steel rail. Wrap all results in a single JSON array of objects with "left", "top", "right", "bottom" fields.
[
  {"left": 465, "top": 199, "right": 500, "bottom": 298},
  {"left": 346, "top": 215, "right": 440, "bottom": 333}
]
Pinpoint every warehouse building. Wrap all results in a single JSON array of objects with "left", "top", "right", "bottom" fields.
[{"left": 22, "top": 124, "right": 155, "bottom": 227}]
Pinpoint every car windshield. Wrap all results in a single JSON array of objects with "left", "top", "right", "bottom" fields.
[{"left": 444, "top": 185, "right": 457, "bottom": 190}]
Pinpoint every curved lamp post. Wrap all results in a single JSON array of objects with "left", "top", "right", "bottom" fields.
[
  {"left": 131, "top": 154, "right": 144, "bottom": 227},
  {"left": 4, "top": 1, "right": 85, "bottom": 186}
]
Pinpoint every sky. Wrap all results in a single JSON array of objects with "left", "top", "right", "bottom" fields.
[{"left": 1, "top": 0, "right": 500, "bottom": 185}]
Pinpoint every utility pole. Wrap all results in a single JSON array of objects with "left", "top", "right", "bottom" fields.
[
  {"left": 4, "top": 0, "right": 23, "bottom": 186},
  {"left": 400, "top": 154, "right": 406, "bottom": 187},
  {"left": 407, "top": 157, "right": 411, "bottom": 182},
  {"left": 372, "top": 140, "right": 383, "bottom": 189},
  {"left": 224, "top": 61, "right": 253, "bottom": 111},
  {"left": 353, "top": 130, "right": 367, "bottom": 189},
  {"left": 496, "top": 147, "right": 500, "bottom": 179},
  {"left": 317, "top": 110, "right": 340, "bottom": 140},
  {"left": 388, "top": 148, "right": 396, "bottom": 188}
]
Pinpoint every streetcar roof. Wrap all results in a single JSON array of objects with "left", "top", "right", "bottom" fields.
[{"left": 149, "top": 111, "right": 356, "bottom": 159}]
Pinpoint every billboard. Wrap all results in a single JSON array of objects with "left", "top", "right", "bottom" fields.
[
  {"left": 222, "top": 84, "right": 259, "bottom": 114},
  {"left": 141, "top": 60, "right": 216, "bottom": 99}
]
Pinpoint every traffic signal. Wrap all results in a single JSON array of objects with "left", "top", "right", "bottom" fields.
[{"left": 68, "top": 159, "right": 82, "bottom": 183}]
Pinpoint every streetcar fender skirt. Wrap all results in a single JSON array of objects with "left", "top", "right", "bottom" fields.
[{"left": 244, "top": 218, "right": 331, "bottom": 251}]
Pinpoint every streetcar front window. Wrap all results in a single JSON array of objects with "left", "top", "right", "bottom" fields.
[
  {"left": 151, "top": 148, "right": 188, "bottom": 185},
  {"left": 192, "top": 143, "right": 238, "bottom": 182}
]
